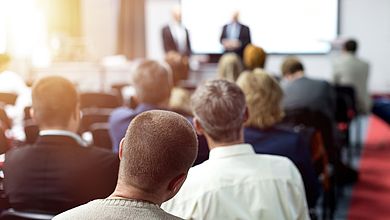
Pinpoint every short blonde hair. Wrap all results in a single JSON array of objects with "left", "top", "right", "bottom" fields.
[
  {"left": 236, "top": 69, "right": 284, "bottom": 129},
  {"left": 217, "top": 53, "right": 243, "bottom": 82}
]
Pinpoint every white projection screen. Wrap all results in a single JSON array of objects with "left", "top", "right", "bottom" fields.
[{"left": 181, "top": 0, "right": 339, "bottom": 54}]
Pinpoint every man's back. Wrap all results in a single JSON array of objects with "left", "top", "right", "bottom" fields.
[
  {"left": 162, "top": 144, "right": 309, "bottom": 220},
  {"left": 54, "top": 199, "right": 182, "bottom": 220},
  {"left": 4, "top": 135, "right": 119, "bottom": 214},
  {"left": 282, "top": 77, "right": 335, "bottom": 119},
  {"left": 333, "top": 54, "right": 371, "bottom": 113}
]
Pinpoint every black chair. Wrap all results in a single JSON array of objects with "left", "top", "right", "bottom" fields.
[
  {"left": 0, "top": 93, "right": 17, "bottom": 106},
  {"left": 283, "top": 108, "right": 337, "bottom": 161},
  {"left": 90, "top": 123, "right": 112, "bottom": 150},
  {"left": 80, "top": 92, "right": 121, "bottom": 110},
  {"left": 0, "top": 209, "right": 54, "bottom": 220},
  {"left": 334, "top": 85, "right": 358, "bottom": 163},
  {"left": 282, "top": 108, "right": 337, "bottom": 220}
]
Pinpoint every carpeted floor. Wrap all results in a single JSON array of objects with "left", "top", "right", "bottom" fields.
[{"left": 348, "top": 115, "right": 390, "bottom": 220}]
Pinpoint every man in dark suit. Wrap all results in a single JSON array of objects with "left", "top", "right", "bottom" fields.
[
  {"left": 3, "top": 76, "right": 119, "bottom": 215},
  {"left": 161, "top": 6, "right": 192, "bottom": 56},
  {"left": 220, "top": 11, "right": 251, "bottom": 58}
]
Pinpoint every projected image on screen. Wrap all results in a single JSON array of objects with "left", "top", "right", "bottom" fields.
[{"left": 182, "top": 0, "right": 338, "bottom": 54}]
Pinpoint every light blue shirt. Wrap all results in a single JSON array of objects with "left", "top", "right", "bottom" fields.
[{"left": 227, "top": 22, "right": 241, "bottom": 39}]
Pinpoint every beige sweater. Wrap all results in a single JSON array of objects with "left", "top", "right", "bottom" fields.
[{"left": 53, "top": 198, "right": 183, "bottom": 220}]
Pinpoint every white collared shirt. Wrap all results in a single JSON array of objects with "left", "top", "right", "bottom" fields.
[
  {"left": 162, "top": 144, "right": 310, "bottom": 220},
  {"left": 169, "top": 22, "right": 187, "bottom": 54},
  {"left": 40, "top": 130, "right": 88, "bottom": 147}
]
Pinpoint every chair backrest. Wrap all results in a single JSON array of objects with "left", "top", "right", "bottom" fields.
[
  {"left": 24, "top": 119, "right": 39, "bottom": 145},
  {"left": 0, "top": 126, "right": 8, "bottom": 154},
  {"left": 282, "top": 108, "right": 337, "bottom": 163},
  {"left": 80, "top": 92, "right": 121, "bottom": 109},
  {"left": 79, "top": 109, "right": 111, "bottom": 133},
  {"left": 334, "top": 85, "right": 357, "bottom": 122},
  {"left": 0, "top": 209, "right": 54, "bottom": 220},
  {"left": 0, "top": 93, "right": 17, "bottom": 106},
  {"left": 0, "top": 107, "right": 11, "bottom": 130},
  {"left": 90, "top": 123, "right": 112, "bottom": 150}
]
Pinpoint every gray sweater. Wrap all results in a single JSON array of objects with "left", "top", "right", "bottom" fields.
[{"left": 53, "top": 198, "right": 183, "bottom": 220}]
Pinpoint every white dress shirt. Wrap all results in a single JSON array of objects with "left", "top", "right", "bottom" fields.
[
  {"left": 162, "top": 144, "right": 310, "bottom": 220},
  {"left": 40, "top": 130, "right": 88, "bottom": 147},
  {"left": 169, "top": 22, "right": 188, "bottom": 54}
]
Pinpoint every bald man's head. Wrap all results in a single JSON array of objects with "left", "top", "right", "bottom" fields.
[{"left": 119, "top": 110, "right": 198, "bottom": 193}]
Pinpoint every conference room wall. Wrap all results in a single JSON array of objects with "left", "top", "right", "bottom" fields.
[{"left": 145, "top": 0, "right": 390, "bottom": 93}]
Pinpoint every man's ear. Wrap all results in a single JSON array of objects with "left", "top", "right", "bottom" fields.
[
  {"left": 243, "top": 107, "right": 249, "bottom": 124},
  {"left": 119, "top": 138, "right": 125, "bottom": 160},
  {"left": 193, "top": 117, "right": 204, "bottom": 135},
  {"left": 167, "top": 173, "right": 187, "bottom": 194}
]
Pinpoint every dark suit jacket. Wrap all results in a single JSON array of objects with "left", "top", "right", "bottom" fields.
[
  {"left": 220, "top": 23, "right": 251, "bottom": 57},
  {"left": 162, "top": 25, "right": 192, "bottom": 56},
  {"left": 244, "top": 126, "right": 320, "bottom": 208},
  {"left": 281, "top": 77, "right": 336, "bottom": 120},
  {"left": 3, "top": 135, "right": 119, "bottom": 214}
]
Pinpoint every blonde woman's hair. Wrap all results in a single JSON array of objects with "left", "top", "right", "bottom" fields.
[
  {"left": 236, "top": 69, "right": 284, "bottom": 129},
  {"left": 217, "top": 53, "right": 243, "bottom": 82}
]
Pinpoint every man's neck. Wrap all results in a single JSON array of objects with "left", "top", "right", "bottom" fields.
[
  {"left": 205, "top": 134, "right": 245, "bottom": 151},
  {"left": 284, "top": 71, "right": 304, "bottom": 81},
  {"left": 110, "top": 182, "right": 163, "bottom": 206}
]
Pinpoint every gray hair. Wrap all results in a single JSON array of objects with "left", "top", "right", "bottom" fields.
[
  {"left": 132, "top": 60, "right": 172, "bottom": 105},
  {"left": 191, "top": 79, "right": 246, "bottom": 142}
]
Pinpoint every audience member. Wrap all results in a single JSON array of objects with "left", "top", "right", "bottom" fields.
[
  {"left": 0, "top": 53, "right": 31, "bottom": 140},
  {"left": 281, "top": 56, "right": 335, "bottom": 120},
  {"left": 164, "top": 51, "right": 190, "bottom": 86},
  {"left": 54, "top": 110, "right": 198, "bottom": 220},
  {"left": 3, "top": 76, "right": 119, "bottom": 214},
  {"left": 165, "top": 51, "right": 192, "bottom": 116},
  {"left": 162, "top": 5, "right": 192, "bottom": 56},
  {"left": 217, "top": 52, "right": 243, "bottom": 82},
  {"left": 333, "top": 39, "right": 371, "bottom": 114},
  {"left": 236, "top": 69, "right": 320, "bottom": 209},
  {"left": 162, "top": 79, "right": 310, "bottom": 219},
  {"left": 220, "top": 11, "right": 251, "bottom": 57},
  {"left": 243, "top": 44, "right": 267, "bottom": 70},
  {"left": 109, "top": 60, "right": 172, "bottom": 153}
]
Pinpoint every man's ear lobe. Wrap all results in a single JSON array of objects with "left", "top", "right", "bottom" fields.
[
  {"left": 243, "top": 107, "right": 249, "bottom": 123},
  {"left": 193, "top": 118, "right": 204, "bottom": 135},
  {"left": 119, "top": 138, "right": 125, "bottom": 160},
  {"left": 168, "top": 173, "right": 187, "bottom": 193}
]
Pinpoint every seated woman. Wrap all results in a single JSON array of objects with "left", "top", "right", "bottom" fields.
[
  {"left": 217, "top": 53, "right": 243, "bottom": 82},
  {"left": 236, "top": 69, "right": 320, "bottom": 209}
]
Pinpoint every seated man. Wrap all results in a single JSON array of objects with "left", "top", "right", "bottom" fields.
[
  {"left": 162, "top": 80, "right": 310, "bottom": 219},
  {"left": 54, "top": 110, "right": 198, "bottom": 220},
  {"left": 109, "top": 59, "right": 209, "bottom": 165},
  {"left": 4, "top": 76, "right": 119, "bottom": 214},
  {"left": 281, "top": 57, "right": 335, "bottom": 120},
  {"left": 109, "top": 60, "right": 172, "bottom": 153}
]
